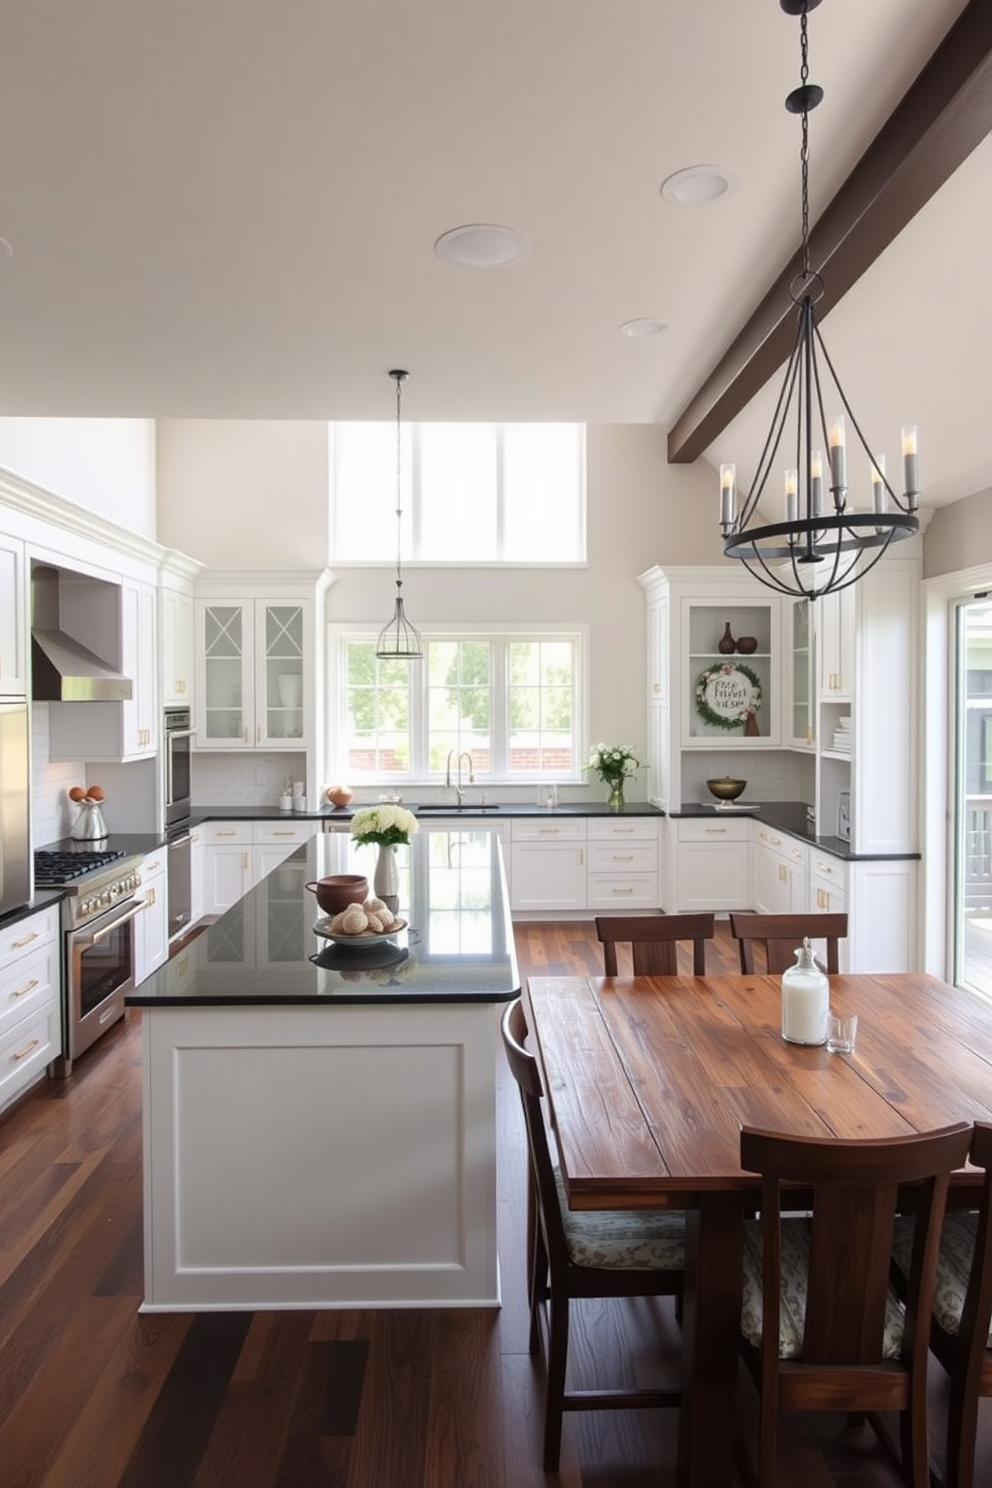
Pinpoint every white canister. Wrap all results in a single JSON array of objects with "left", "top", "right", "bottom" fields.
[{"left": 781, "top": 938, "right": 829, "bottom": 1046}]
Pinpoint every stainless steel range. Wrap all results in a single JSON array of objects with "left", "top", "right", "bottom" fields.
[{"left": 35, "top": 845, "right": 144, "bottom": 1075}]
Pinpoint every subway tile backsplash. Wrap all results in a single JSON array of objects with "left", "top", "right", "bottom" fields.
[
  {"left": 191, "top": 752, "right": 307, "bottom": 809},
  {"left": 32, "top": 703, "right": 86, "bottom": 846}
]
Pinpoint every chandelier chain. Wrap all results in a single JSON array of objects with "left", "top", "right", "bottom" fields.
[{"left": 799, "top": 5, "right": 811, "bottom": 279}]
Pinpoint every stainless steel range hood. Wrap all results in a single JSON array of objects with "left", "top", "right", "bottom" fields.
[{"left": 31, "top": 564, "right": 133, "bottom": 703}]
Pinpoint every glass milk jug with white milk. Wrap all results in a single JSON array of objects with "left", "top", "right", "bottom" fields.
[{"left": 781, "top": 937, "right": 829, "bottom": 1046}]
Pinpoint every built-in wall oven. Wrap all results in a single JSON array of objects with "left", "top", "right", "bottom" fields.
[
  {"left": 34, "top": 847, "right": 144, "bottom": 1076},
  {"left": 164, "top": 706, "right": 192, "bottom": 826}
]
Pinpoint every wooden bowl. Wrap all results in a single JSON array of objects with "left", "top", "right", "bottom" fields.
[
  {"left": 706, "top": 777, "right": 747, "bottom": 802},
  {"left": 305, "top": 874, "right": 368, "bottom": 914}
]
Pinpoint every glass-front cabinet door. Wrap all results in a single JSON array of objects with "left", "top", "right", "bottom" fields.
[
  {"left": 258, "top": 603, "right": 305, "bottom": 748},
  {"left": 790, "top": 598, "right": 815, "bottom": 749},
  {"left": 201, "top": 603, "right": 252, "bottom": 745}
]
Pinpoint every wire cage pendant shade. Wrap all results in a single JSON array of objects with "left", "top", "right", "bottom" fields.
[
  {"left": 376, "top": 368, "right": 423, "bottom": 660},
  {"left": 718, "top": 0, "right": 920, "bottom": 600}
]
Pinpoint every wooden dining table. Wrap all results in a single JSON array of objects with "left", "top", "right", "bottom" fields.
[{"left": 523, "top": 969, "right": 992, "bottom": 1488}]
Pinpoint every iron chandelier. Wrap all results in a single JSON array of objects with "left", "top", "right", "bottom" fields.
[{"left": 719, "top": 0, "right": 920, "bottom": 599}]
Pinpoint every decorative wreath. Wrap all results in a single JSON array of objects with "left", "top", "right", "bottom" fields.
[{"left": 695, "top": 662, "right": 763, "bottom": 731}]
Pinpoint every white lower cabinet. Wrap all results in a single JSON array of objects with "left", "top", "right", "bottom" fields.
[
  {"left": 199, "top": 819, "right": 316, "bottom": 919},
  {"left": 0, "top": 905, "right": 60, "bottom": 1113},
  {"left": 752, "top": 825, "right": 808, "bottom": 915},
  {"left": 510, "top": 818, "right": 586, "bottom": 913},
  {"left": 585, "top": 817, "right": 660, "bottom": 911},
  {"left": 676, "top": 818, "right": 751, "bottom": 913},
  {"left": 134, "top": 850, "right": 170, "bottom": 985},
  {"left": 808, "top": 854, "right": 917, "bottom": 973}
]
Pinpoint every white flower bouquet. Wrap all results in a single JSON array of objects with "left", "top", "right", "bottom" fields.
[
  {"left": 585, "top": 742, "right": 641, "bottom": 787},
  {"left": 349, "top": 804, "right": 419, "bottom": 848}
]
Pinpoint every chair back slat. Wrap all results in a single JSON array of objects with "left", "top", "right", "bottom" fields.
[
  {"left": 595, "top": 914, "right": 715, "bottom": 978},
  {"left": 729, "top": 912, "right": 848, "bottom": 975}
]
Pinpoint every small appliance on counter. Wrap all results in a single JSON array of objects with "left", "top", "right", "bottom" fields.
[{"left": 836, "top": 790, "right": 852, "bottom": 842}]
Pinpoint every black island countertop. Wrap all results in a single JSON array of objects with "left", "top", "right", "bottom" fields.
[{"left": 127, "top": 826, "right": 520, "bottom": 1008}]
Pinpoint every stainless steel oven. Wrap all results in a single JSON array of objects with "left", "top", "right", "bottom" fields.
[
  {"left": 35, "top": 848, "right": 143, "bottom": 1076},
  {"left": 164, "top": 706, "right": 193, "bottom": 828},
  {"left": 166, "top": 825, "right": 192, "bottom": 940}
]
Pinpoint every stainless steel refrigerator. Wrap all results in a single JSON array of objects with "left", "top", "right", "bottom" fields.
[{"left": 0, "top": 700, "right": 30, "bottom": 917}]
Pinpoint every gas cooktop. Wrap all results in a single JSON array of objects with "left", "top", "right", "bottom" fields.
[{"left": 34, "top": 847, "right": 128, "bottom": 887}]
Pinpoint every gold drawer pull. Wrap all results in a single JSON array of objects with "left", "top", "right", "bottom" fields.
[
  {"left": 612, "top": 854, "right": 635, "bottom": 862},
  {"left": 12, "top": 978, "right": 39, "bottom": 999},
  {"left": 704, "top": 828, "right": 727, "bottom": 835},
  {"left": 612, "top": 886, "right": 634, "bottom": 895},
  {"left": 11, "top": 932, "right": 40, "bottom": 949},
  {"left": 12, "top": 1038, "right": 41, "bottom": 1062}
]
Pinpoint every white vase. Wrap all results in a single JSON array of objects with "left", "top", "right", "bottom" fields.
[{"left": 374, "top": 843, "right": 400, "bottom": 908}]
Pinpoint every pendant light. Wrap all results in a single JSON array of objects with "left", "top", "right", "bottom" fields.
[
  {"left": 719, "top": 0, "right": 920, "bottom": 599},
  {"left": 376, "top": 368, "right": 423, "bottom": 660}
]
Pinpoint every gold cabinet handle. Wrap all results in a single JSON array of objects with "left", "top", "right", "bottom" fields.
[
  {"left": 13, "top": 1038, "right": 41, "bottom": 1062},
  {"left": 612, "top": 854, "right": 635, "bottom": 862},
  {"left": 612, "top": 885, "right": 634, "bottom": 895},
  {"left": 11, "top": 932, "right": 39, "bottom": 949},
  {"left": 12, "top": 978, "right": 39, "bottom": 999}
]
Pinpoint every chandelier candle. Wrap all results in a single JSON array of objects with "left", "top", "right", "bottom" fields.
[
  {"left": 902, "top": 425, "right": 920, "bottom": 502},
  {"left": 785, "top": 468, "right": 798, "bottom": 522},
  {"left": 828, "top": 415, "right": 847, "bottom": 494},
  {"left": 720, "top": 463, "right": 736, "bottom": 527}
]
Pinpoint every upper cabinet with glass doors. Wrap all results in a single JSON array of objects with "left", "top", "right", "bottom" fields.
[{"left": 196, "top": 597, "right": 310, "bottom": 750}]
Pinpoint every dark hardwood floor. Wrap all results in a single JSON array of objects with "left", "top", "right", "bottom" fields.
[{"left": 0, "top": 920, "right": 988, "bottom": 1486}]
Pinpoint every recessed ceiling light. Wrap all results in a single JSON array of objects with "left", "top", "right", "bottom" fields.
[
  {"left": 621, "top": 318, "right": 670, "bottom": 338},
  {"left": 434, "top": 223, "right": 531, "bottom": 269},
  {"left": 661, "top": 165, "right": 739, "bottom": 207}
]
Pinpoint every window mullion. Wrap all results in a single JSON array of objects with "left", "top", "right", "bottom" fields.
[{"left": 491, "top": 639, "right": 509, "bottom": 777}]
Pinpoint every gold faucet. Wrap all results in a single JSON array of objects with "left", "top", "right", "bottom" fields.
[{"left": 446, "top": 749, "right": 475, "bottom": 805}]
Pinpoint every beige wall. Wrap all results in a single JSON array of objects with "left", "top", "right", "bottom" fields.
[
  {"left": 923, "top": 486, "right": 992, "bottom": 579},
  {"left": 155, "top": 419, "right": 725, "bottom": 761}
]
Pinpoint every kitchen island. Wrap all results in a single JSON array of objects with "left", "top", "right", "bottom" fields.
[{"left": 126, "top": 827, "right": 518, "bottom": 1312}]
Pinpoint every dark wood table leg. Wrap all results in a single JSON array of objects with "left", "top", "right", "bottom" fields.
[{"left": 676, "top": 1191, "right": 745, "bottom": 1488}]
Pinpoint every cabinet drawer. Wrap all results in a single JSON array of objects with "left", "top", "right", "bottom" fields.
[
  {"left": 511, "top": 818, "right": 586, "bottom": 842},
  {"left": 200, "top": 821, "right": 253, "bottom": 846},
  {"left": 678, "top": 817, "right": 750, "bottom": 843},
  {"left": 586, "top": 818, "right": 659, "bottom": 843},
  {"left": 253, "top": 820, "right": 314, "bottom": 846},
  {"left": 754, "top": 825, "right": 807, "bottom": 865},
  {"left": 809, "top": 853, "right": 846, "bottom": 885},
  {"left": 0, "top": 939, "right": 59, "bottom": 1040},
  {"left": 586, "top": 874, "right": 659, "bottom": 910},
  {"left": 587, "top": 843, "right": 657, "bottom": 873},
  {"left": 0, "top": 906, "right": 58, "bottom": 962},
  {"left": 140, "top": 850, "right": 167, "bottom": 882},
  {"left": 0, "top": 1000, "right": 58, "bottom": 1109}
]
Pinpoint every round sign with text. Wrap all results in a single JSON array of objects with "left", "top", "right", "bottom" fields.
[{"left": 695, "top": 662, "right": 762, "bottom": 731}]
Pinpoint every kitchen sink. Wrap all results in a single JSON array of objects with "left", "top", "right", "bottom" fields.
[{"left": 414, "top": 803, "right": 502, "bottom": 812}]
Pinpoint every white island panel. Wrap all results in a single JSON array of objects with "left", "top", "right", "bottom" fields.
[{"left": 144, "top": 1001, "right": 499, "bottom": 1310}]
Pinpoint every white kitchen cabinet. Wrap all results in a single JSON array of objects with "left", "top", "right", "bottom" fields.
[
  {"left": 134, "top": 849, "right": 169, "bottom": 985},
  {"left": 637, "top": 567, "right": 783, "bottom": 813},
  {"left": 161, "top": 581, "right": 194, "bottom": 706},
  {"left": 675, "top": 817, "right": 751, "bottom": 913},
  {"left": 252, "top": 819, "right": 314, "bottom": 882},
  {"left": 788, "top": 597, "right": 815, "bottom": 749},
  {"left": 510, "top": 818, "right": 586, "bottom": 913},
  {"left": 818, "top": 585, "right": 855, "bottom": 699},
  {"left": 201, "top": 822, "right": 253, "bottom": 916},
  {"left": 0, "top": 533, "right": 26, "bottom": 696},
  {"left": 752, "top": 823, "right": 807, "bottom": 914},
  {"left": 48, "top": 576, "right": 159, "bottom": 762},
  {"left": 585, "top": 817, "right": 660, "bottom": 911},
  {"left": 0, "top": 905, "right": 60, "bottom": 1113},
  {"left": 196, "top": 596, "right": 310, "bottom": 750}
]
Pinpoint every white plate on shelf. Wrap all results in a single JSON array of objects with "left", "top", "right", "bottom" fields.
[{"left": 313, "top": 916, "right": 407, "bottom": 948}]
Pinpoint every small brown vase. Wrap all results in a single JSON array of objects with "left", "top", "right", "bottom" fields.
[
  {"left": 717, "top": 622, "right": 736, "bottom": 654},
  {"left": 736, "top": 635, "right": 758, "bottom": 654},
  {"left": 744, "top": 711, "right": 761, "bottom": 737}
]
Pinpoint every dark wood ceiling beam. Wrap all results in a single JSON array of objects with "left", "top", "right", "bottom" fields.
[{"left": 668, "top": 0, "right": 992, "bottom": 464}]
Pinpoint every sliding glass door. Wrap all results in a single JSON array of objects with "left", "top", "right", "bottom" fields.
[{"left": 953, "top": 596, "right": 992, "bottom": 997}]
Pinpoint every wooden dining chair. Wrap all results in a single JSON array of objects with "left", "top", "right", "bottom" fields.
[
  {"left": 738, "top": 1120, "right": 972, "bottom": 1488},
  {"left": 729, "top": 911, "right": 848, "bottom": 975},
  {"left": 595, "top": 912, "right": 716, "bottom": 976},
  {"left": 891, "top": 1121, "right": 992, "bottom": 1488},
  {"left": 500, "top": 998, "right": 684, "bottom": 1472}
]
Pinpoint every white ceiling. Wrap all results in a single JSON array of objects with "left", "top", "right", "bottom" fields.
[{"left": 0, "top": 0, "right": 987, "bottom": 509}]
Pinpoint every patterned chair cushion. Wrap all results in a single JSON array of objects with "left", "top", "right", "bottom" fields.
[
  {"left": 742, "top": 1216, "right": 906, "bottom": 1359},
  {"left": 892, "top": 1211, "right": 992, "bottom": 1347},
  {"left": 553, "top": 1165, "right": 685, "bottom": 1270}
]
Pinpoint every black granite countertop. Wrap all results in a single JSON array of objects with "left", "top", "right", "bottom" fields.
[
  {"left": 670, "top": 800, "right": 920, "bottom": 862},
  {"left": 191, "top": 800, "right": 666, "bottom": 823},
  {"left": 127, "top": 827, "right": 520, "bottom": 1008},
  {"left": 0, "top": 887, "right": 67, "bottom": 932}
]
